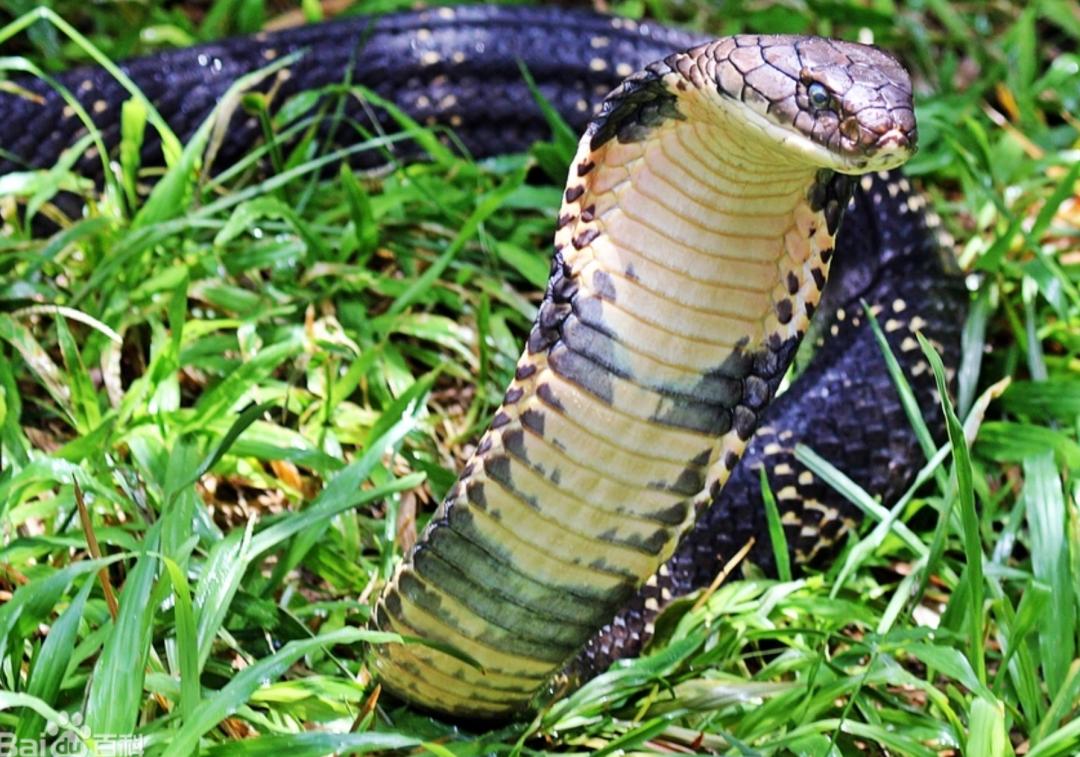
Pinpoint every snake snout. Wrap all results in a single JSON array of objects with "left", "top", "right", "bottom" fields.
[
  {"left": 857, "top": 107, "right": 918, "bottom": 169},
  {"left": 876, "top": 127, "right": 914, "bottom": 152},
  {"left": 845, "top": 108, "right": 916, "bottom": 152}
]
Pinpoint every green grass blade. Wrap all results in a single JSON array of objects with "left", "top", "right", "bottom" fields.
[
  {"left": 0, "top": 692, "right": 67, "bottom": 734},
  {"left": 86, "top": 523, "right": 162, "bottom": 736},
  {"left": 1034, "top": 660, "right": 1080, "bottom": 748},
  {"left": 352, "top": 86, "right": 458, "bottom": 166},
  {"left": 162, "top": 628, "right": 399, "bottom": 757},
  {"left": 794, "top": 444, "right": 928, "bottom": 560},
  {"left": 119, "top": 96, "right": 148, "bottom": 210},
  {"left": 1023, "top": 452, "right": 1075, "bottom": 698},
  {"left": 0, "top": 557, "right": 120, "bottom": 663},
  {"left": 760, "top": 466, "right": 791, "bottom": 582},
  {"left": 382, "top": 167, "right": 525, "bottom": 317},
  {"left": 918, "top": 332, "right": 985, "bottom": 685},
  {"left": 133, "top": 51, "right": 301, "bottom": 228},
  {"left": 957, "top": 286, "right": 991, "bottom": 418},
  {"left": 15, "top": 579, "right": 93, "bottom": 739},
  {"left": 0, "top": 313, "right": 73, "bottom": 424},
  {"left": 184, "top": 337, "right": 303, "bottom": 433},
  {"left": 194, "top": 527, "right": 249, "bottom": 671},
  {"left": 967, "top": 696, "right": 1009, "bottom": 757},
  {"left": 862, "top": 300, "right": 947, "bottom": 489},
  {"left": 162, "top": 556, "right": 201, "bottom": 722}
]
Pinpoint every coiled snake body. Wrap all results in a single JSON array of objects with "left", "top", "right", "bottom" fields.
[{"left": 0, "top": 5, "right": 967, "bottom": 719}]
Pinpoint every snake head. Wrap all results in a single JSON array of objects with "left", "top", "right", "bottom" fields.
[{"left": 708, "top": 35, "right": 917, "bottom": 174}]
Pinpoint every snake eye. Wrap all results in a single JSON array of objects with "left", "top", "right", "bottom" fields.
[{"left": 808, "top": 82, "right": 831, "bottom": 111}]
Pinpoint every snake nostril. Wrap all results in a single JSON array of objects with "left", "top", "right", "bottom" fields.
[{"left": 840, "top": 117, "right": 862, "bottom": 143}]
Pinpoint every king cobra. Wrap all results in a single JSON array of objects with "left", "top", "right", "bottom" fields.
[{"left": 0, "top": 5, "right": 966, "bottom": 719}]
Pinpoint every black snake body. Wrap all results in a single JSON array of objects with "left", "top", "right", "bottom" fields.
[{"left": 0, "top": 5, "right": 967, "bottom": 717}]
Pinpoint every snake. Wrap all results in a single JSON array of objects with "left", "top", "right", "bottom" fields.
[{"left": 0, "top": 5, "right": 967, "bottom": 719}]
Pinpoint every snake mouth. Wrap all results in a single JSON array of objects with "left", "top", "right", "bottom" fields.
[
  {"left": 871, "top": 127, "right": 917, "bottom": 164},
  {"left": 876, "top": 128, "right": 913, "bottom": 151},
  {"left": 770, "top": 121, "right": 917, "bottom": 174},
  {"left": 825, "top": 122, "right": 917, "bottom": 174},
  {"left": 855, "top": 126, "right": 918, "bottom": 172}
]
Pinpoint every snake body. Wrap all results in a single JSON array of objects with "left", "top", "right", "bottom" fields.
[
  {"left": 0, "top": 5, "right": 966, "bottom": 719},
  {"left": 370, "top": 31, "right": 917, "bottom": 716}
]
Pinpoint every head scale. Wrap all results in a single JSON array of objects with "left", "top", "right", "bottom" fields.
[{"left": 711, "top": 35, "right": 916, "bottom": 173}]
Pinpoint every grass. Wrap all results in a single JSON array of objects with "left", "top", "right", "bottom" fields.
[{"left": 0, "top": 0, "right": 1078, "bottom": 754}]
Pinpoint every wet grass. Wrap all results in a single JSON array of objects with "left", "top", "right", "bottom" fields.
[{"left": 1, "top": 0, "right": 1078, "bottom": 754}]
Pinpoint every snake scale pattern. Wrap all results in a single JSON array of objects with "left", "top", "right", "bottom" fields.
[{"left": 0, "top": 5, "right": 968, "bottom": 719}]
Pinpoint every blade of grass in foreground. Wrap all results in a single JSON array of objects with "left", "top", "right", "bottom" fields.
[
  {"left": 162, "top": 556, "right": 201, "bottom": 723},
  {"left": 14, "top": 580, "right": 94, "bottom": 740},
  {"left": 760, "top": 466, "right": 791, "bottom": 582},
  {"left": 967, "top": 696, "right": 1009, "bottom": 757},
  {"left": 1034, "top": 660, "right": 1080, "bottom": 749},
  {"left": 918, "top": 332, "right": 985, "bottom": 686},
  {"left": 162, "top": 628, "right": 403, "bottom": 757},
  {"left": 85, "top": 522, "right": 162, "bottom": 737},
  {"left": 863, "top": 300, "right": 947, "bottom": 490},
  {"left": 1025, "top": 451, "right": 1077, "bottom": 731},
  {"left": 793, "top": 444, "right": 928, "bottom": 570}
]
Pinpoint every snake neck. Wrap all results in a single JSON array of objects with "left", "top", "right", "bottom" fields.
[{"left": 544, "top": 55, "right": 850, "bottom": 503}]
